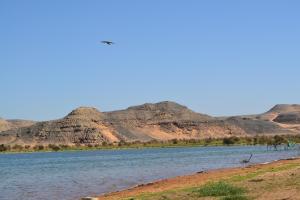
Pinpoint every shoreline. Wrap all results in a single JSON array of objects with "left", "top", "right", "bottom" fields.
[
  {"left": 0, "top": 143, "right": 255, "bottom": 155},
  {"left": 2, "top": 141, "right": 299, "bottom": 155},
  {"left": 2, "top": 134, "right": 299, "bottom": 155},
  {"left": 95, "top": 157, "right": 300, "bottom": 200},
  {"left": 0, "top": 143, "right": 291, "bottom": 155}
]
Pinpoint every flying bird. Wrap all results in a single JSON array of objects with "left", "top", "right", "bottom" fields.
[{"left": 101, "top": 41, "right": 114, "bottom": 45}]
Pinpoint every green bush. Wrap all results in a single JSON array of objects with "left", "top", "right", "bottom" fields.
[
  {"left": 118, "top": 140, "right": 128, "bottom": 147},
  {"left": 196, "top": 181, "right": 245, "bottom": 197},
  {"left": 12, "top": 144, "right": 24, "bottom": 151},
  {"left": 258, "top": 135, "right": 269, "bottom": 145},
  {"left": 221, "top": 195, "right": 249, "bottom": 200},
  {"left": 24, "top": 145, "right": 31, "bottom": 150},
  {"left": 48, "top": 144, "right": 61, "bottom": 151},
  {"left": 34, "top": 145, "right": 44, "bottom": 151},
  {"left": 274, "top": 135, "right": 286, "bottom": 145},
  {"left": 171, "top": 139, "right": 178, "bottom": 144},
  {"left": 86, "top": 144, "right": 94, "bottom": 148},
  {"left": 223, "top": 137, "right": 239, "bottom": 145},
  {"left": 0, "top": 144, "right": 8, "bottom": 152},
  {"left": 101, "top": 141, "right": 108, "bottom": 146},
  {"left": 205, "top": 137, "right": 213, "bottom": 145}
]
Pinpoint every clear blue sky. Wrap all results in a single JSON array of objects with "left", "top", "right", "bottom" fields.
[{"left": 1, "top": 0, "right": 300, "bottom": 120}]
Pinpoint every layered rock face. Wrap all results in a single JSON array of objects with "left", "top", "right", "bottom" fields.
[
  {"left": 2, "top": 107, "right": 120, "bottom": 145},
  {"left": 274, "top": 112, "right": 300, "bottom": 124},
  {"left": 102, "top": 101, "right": 225, "bottom": 141},
  {"left": 0, "top": 102, "right": 299, "bottom": 146},
  {"left": 258, "top": 104, "right": 300, "bottom": 122},
  {"left": 105, "top": 101, "right": 213, "bottom": 124},
  {"left": 0, "top": 118, "right": 35, "bottom": 132},
  {"left": 266, "top": 104, "right": 300, "bottom": 125}
]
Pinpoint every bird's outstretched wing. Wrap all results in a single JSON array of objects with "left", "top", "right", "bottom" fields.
[{"left": 101, "top": 41, "right": 114, "bottom": 45}]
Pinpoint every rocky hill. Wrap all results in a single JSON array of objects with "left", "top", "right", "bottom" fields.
[
  {"left": 0, "top": 118, "right": 10, "bottom": 132},
  {"left": 0, "top": 118, "right": 35, "bottom": 132},
  {"left": 0, "top": 102, "right": 299, "bottom": 146},
  {"left": 268, "top": 104, "right": 300, "bottom": 113},
  {"left": 105, "top": 101, "right": 213, "bottom": 123},
  {"left": 257, "top": 104, "right": 300, "bottom": 121},
  {"left": 274, "top": 112, "right": 300, "bottom": 124}
]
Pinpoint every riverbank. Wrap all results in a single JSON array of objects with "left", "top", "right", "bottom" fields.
[
  {"left": 1, "top": 134, "right": 299, "bottom": 154},
  {"left": 96, "top": 157, "right": 300, "bottom": 200}
]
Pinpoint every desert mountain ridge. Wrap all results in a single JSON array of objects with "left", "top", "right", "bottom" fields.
[
  {"left": 1, "top": 101, "right": 300, "bottom": 146},
  {"left": 0, "top": 118, "right": 35, "bottom": 132}
]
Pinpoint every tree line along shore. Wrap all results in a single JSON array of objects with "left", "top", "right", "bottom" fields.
[{"left": 1, "top": 134, "right": 300, "bottom": 153}]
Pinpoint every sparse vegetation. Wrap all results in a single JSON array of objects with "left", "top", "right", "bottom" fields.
[
  {"left": 12, "top": 144, "right": 23, "bottom": 151},
  {"left": 221, "top": 195, "right": 249, "bottom": 200},
  {"left": 0, "top": 134, "right": 300, "bottom": 153},
  {"left": 33, "top": 145, "right": 44, "bottom": 151},
  {"left": 195, "top": 181, "right": 246, "bottom": 198},
  {"left": 48, "top": 144, "right": 61, "bottom": 151},
  {"left": 223, "top": 137, "right": 240, "bottom": 145},
  {"left": 24, "top": 145, "right": 31, "bottom": 150},
  {"left": 120, "top": 159, "right": 300, "bottom": 200},
  {"left": 0, "top": 144, "right": 8, "bottom": 152}
]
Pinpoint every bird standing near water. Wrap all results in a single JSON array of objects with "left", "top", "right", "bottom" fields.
[{"left": 241, "top": 154, "right": 253, "bottom": 164}]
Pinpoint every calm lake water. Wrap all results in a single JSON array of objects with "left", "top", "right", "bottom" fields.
[{"left": 0, "top": 146, "right": 299, "bottom": 200}]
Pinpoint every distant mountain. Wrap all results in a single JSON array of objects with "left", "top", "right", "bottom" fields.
[
  {"left": 0, "top": 118, "right": 35, "bottom": 132},
  {"left": 258, "top": 104, "right": 300, "bottom": 122},
  {"left": 0, "top": 102, "right": 299, "bottom": 146},
  {"left": 268, "top": 104, "right": 300, "bottom": 113},
  {"left": 105, "top": 101, "right": 213, "bottom": 123},
  {"left": 0, "top": 118, "right": 10, "bottom": 132}
]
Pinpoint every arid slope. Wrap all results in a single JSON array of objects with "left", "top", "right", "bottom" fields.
[{"left": 0, "top": 102, "right": 299, "bottom": 146}]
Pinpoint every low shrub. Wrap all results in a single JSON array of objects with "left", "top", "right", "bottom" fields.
[
  {"left": 59, "top": 144, "right": 70, "bottom": 149},
  {"left": 221, "top": 195, "right": 249, "bottom": 200},
  {"left": 171, "top": 139, "right": 178, "bottom": 144},
  {"left": 34, "top": 145, "right": 44, "bottom": 151},
  {"left": 223, "top": 137, "right": 239, "bottom": 145},
  {"left": 196, "top": 181, "right": 245, "bottom": 197},
  {"left": 118, "top": 140, "right": 128, "bottom": 147},
  {"left": 0, "top": 144, "right": 8, "bottom": 152},
  {"left": 12, "top": 144, "right": 24, "bottom": 151},
  {"left": 48, "top": 144, "right": 61, "bottom": 151},
  {"left": 101, "top": 141, "right": 108, "bottom": 146},
  {"left": 24, "top": 145, "right": 31, "bottom": 150},
  {"left": 86, "top": 144, "right": 94, "bottom": 148},
  {"left": 204, "top": 137, "right": 213, "bottom": 145}
]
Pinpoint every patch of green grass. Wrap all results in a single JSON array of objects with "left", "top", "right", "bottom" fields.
[
  {"left": 195, "top": 181, "right": 246, "bottom": 197},
  {"left": 221, "top": 195, "right": 249, "bottom": 200}
]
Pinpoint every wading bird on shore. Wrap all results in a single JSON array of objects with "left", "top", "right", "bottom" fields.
[
  {"left": 101, "top": 41, "right": 114, "bottom": 45},
  {"left": 241, "top": 154, "right": 253, "bottom": 164}
]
